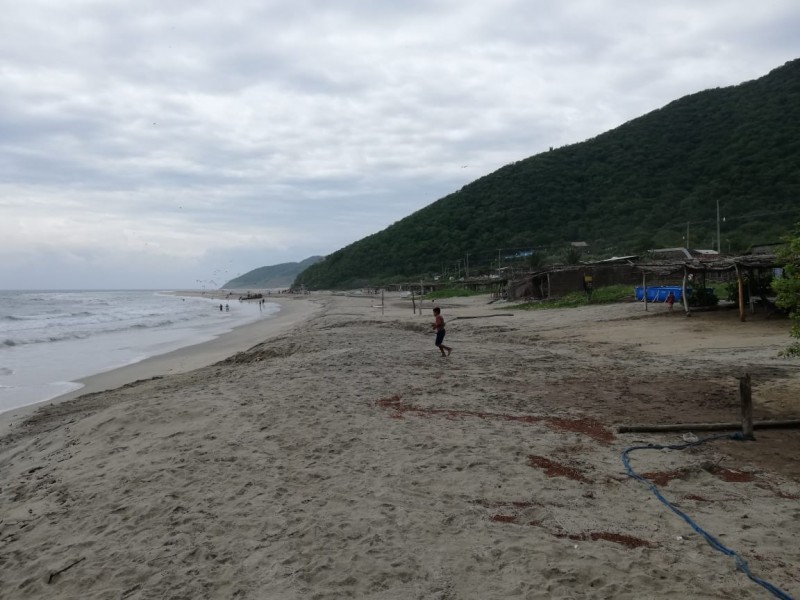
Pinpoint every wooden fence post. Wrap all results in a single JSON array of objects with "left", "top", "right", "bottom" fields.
[
  {"left": 642, "top": 272, "right": 648, "bottom": 312},
  {"left": 740, "top": 373, "right": 754, "bottom": 440},
  {"left": 681, "top": 266, "right": 690, "bottom": 315},
  {"left": 735, "top": 263, "right": 746, "bottom": 322}
]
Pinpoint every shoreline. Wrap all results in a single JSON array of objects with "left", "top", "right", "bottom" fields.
[{"left": 0, "top": 294, "right": 321, "bottom": 434}]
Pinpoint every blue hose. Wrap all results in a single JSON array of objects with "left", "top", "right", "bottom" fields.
[{"left": 621, "top": 432, "right": 795, "bottom": 600}]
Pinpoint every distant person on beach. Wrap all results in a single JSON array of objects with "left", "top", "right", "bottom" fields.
[
  {"left": 431, "top": 307, "right": 452, "bottom": 357},
  {"left": 225, "top": 304, "right": 230, "bottom": 312},
  {"left": 666, "top": 291, "right": 676, "bottom": 312},
  {"left": 219, "top": 304, "right": 223, "bottom": 312}
]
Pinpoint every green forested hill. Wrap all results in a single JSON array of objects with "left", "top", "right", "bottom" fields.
[
  {"left": 296, "top": 59, "right": 800, "bottom": 289},
  {"left": 222, "top": 256, "right": 322, "bottom": 289}
]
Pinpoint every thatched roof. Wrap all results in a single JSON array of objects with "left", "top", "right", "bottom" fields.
[{"left": 635, "top": 253, "right": 779, "bottom": 276}]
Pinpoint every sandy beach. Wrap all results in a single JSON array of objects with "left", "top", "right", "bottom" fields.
[{"left": 1, "top": 293, "right": 798, "bottom": 599}]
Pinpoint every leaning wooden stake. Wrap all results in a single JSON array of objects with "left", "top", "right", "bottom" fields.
[{"left": 740, "top": 373, "right": 754, "bottom": 440}]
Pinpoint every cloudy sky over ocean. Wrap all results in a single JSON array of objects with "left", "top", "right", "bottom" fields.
[{"left": 2, "top": 1, "right": 798, "bottom": 289}]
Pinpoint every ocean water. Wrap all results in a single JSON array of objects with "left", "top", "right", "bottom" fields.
[{"left": 0, "top": 290, "right": 278, "bottom": 413}]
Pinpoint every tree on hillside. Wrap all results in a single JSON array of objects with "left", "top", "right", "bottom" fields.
[
  {"left": 773, "top": 225, "right": 800, "bottom": 356},
  {"left": 294, "top": 59, "right": 800, "bottom": 290}
]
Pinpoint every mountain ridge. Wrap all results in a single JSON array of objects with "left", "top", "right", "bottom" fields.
[
  {"left": 221, "top": 256, "right": 323, "bottom": 289},
  {"left": 296, "top": 59, "right": 800, "bottom": 289}
]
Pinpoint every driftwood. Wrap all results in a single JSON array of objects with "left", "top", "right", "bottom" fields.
[
  {"left": 452, "top": 314, "right": 514, "bottom": 320},
  {"left": 618, "top": 420, "right": 800, "bottom": 434},
  {"left": 48, "top": 557, "right": 85, "bottom": 584}
]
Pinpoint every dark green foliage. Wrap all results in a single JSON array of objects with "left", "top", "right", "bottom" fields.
[
  {"left": 423, "top": 288, "right": 487, "bottom": 300},
  {"left": 222, "top": 256, "right": 322, "bottom": 289},
  {"left": 510, "top": 285, "right": 633, "bottom": 310},
  {"left": 296, "top": 59, "right": 800, "bottom": 290},
  {"left": 725, "top": 274, "right": 774, "bottom": 307},
  {"left": 688, "top": 287, "right": 719, "bottom": 307},
  {"left": 773, "top": 227, "right": 800, "bottom": 355}
]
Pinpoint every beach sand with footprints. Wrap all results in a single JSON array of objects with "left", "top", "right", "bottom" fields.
[{"left": 1, "top": 292, "right": 799, "bottom": 599}]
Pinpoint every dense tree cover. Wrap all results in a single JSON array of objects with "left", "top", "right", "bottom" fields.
[
  {"left": 774, "top": 227, "right": 800, "bottom": 356},
  {"left": 296, "top": 59, "right": 800, "bottom": 290},
  {"left": 222, "top": 256, "right": 322, "bottom": 289}
]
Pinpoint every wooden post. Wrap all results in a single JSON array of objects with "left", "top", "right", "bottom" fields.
[
  {"left": 681, "top": 267, "right": 690, "bottom": 315},
  {"left": 642, "top": 272, "right": 648, "bottom": 312},
  {"left": 735, "top": 263, "right": 746, "bottom": 322},
  {"left": 740, "top": 373, "right": 754, "bottom": 440},
  {"left": 411, "top": 291, "right": 416, "bottom": 315},
  {"left": 748, "top": 268, "right": 755, "bottom": 314},
  {"left": 546, "top": 273, "right": 551, "bottom": 299}
]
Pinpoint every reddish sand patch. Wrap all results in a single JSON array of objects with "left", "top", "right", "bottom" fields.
[
  {"left": 480, "top": 498, "right": 652, "bottom": 549},
  {"left": 475, "top": 500, "right": 537, "bottom": 509},
  {"left": 756, "top": 483, "right": 800, "bottom": 500},
  {"left": 682, "top": 494, "right": 710, "bottom": 502},
  {"left": 640, "top": 466, "right": 758, "bottom": 486},
  {"left": 708, "top": 466, "right": 755, "bottom": 482},
  {"left": 528, "top": 455, "right": 588, "bottom": 482},
  {"left": 639, "top": 469, "right": 687, "bottom": 486},
  {"left": 545, "top": 417, "right": 614, "bottom": 443},
  {"left": 554, "top": 531, "right": 652, "bottom": 548},
  {"left": 376, "top": 395, "right": 614, "bottom": 443},
  {"left": 490, "top": 515, "right": 517, "bottom": 523}
]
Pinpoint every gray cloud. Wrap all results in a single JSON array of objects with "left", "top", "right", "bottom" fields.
[{"left": 1, "top": 0, "right": 798, "bottom": 288}]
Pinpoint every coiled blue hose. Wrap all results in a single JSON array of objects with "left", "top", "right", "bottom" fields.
[{"left": 621, "top": 432, "right": 795, "bottom": 600}]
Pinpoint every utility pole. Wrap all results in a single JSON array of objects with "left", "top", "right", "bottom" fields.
[
  {"left": 464, "top": 253, "right": 470, "bottom": 279},
  {"left": 716, "top": 199, "right": 721, "bottom": 254},
  {"left": 686, "top": 222, "right": 690, "bottom": 250}
]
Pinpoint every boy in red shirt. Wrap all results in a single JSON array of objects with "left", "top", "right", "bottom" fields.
[{"left": 431, "top": 307, "right": 452, "bottom": 357}]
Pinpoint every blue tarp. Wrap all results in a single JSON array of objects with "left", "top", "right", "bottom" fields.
[
  {"left": 634, "top": 286, "right": 717, "bottom": 302},
  {"left": 634, "top": 285, "right": 686, "bottom": 302}
]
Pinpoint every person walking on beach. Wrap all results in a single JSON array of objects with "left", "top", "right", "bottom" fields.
[
  {"left": 431, "top": 307, "right": 452, "bottom": 357},
  {"left": 666, "top": 291, "right": 676, "bottom": 312}
]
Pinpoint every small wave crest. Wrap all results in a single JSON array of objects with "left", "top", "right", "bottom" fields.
[
  {"left": 4, "top": 331, "right": 91, "bottom": 347},
  {"left": 131, "top": 319, "right": 174, "bottom": 329},
  {"left": 3, "top": 318, "right": 180, "bottom": 347}
]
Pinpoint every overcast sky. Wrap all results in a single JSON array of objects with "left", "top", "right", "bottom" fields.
[{"left": 1, "top": 1, "right": 798, "bottom": 289}]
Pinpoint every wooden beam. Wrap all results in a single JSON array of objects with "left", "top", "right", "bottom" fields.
[{"left": 618, "top": 420, "right": 800, "bottom": 434}]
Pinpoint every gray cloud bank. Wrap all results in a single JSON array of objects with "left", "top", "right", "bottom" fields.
[{"left": 1, "top": 0, "right": 798, "bottom": 288}]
